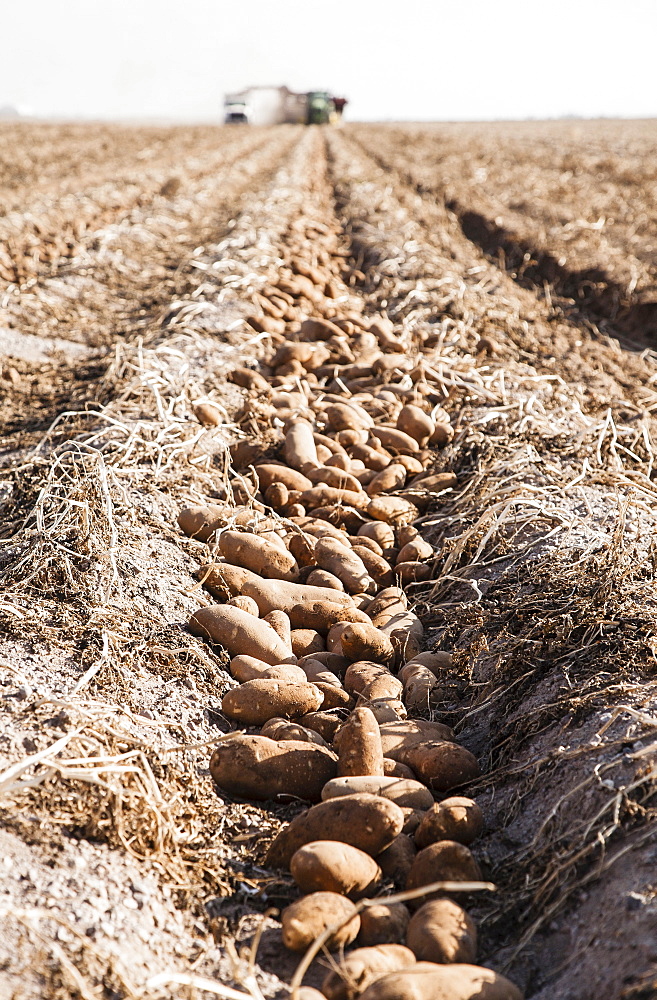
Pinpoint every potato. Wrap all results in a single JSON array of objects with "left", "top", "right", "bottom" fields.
[
  {"left": 352, "top": 546, "right": 394, "bottom": 589},
  {"left": 378, "top": 833, "right": 417, "bottom": 885},
  {"left": 301, "top": 485, "right": 370, "bottom": 511},
  {"left": 210, "top": 736, "right": 337, "bottom": 802},
  {"left": 298, "top": 989, "right": 327, "bottom": 1000},
  {"left": 291, "top": 628, "right": 326, "bottom": 657},
  {"left": 300, "top": 317, "right": 345, "bottom": 341},
  {"left": 262, "top": 718, "right": 328, "bottom": 747},
  {"left": 401, "top": 808, "right": 424, "bottom": 836},
  {"left": 311, "top": 504, "right": 368, "bottom": 533},
  {"left": 393, "top": 742, "right": 480, "bottom": 792},
  {"left": 189, "top": 605, "right": 295, "bottom": 665},
  {"left": 288, "top": 600, "right": 370, "bottom": 632},
  {"left": 335, "top": 707, "right": 385, "bottom": 777},
  {"left": 281, "top": 892, "right": 360, "bottom": 952},
  {"left": 351, "top": 442, "right": 392, "bottom": 472},
  {"left": 379, "top": 720, "right": 455, "bottom": 755},
  {"left": 396, "top": 561, "right": 432, "bottom": 585},
  {"left": 395, "top": 454, "right": 424, "bottom": 475},
  {"left": 222, "top": 679, "right": 323, "bottom": 726},
  {"left": 396, "top": 538, "right": 434, "bottom": 563},
  {"left": 358, "top": 963, "right": 523, "bottom": 1000},
  {"left": 358, "top": 903, "right": 410, "bottom": 947},
  {"left": 406, "top": 651, "right": 453, "bottom": 674},
  {"left": 358, "top": 521, "right": 396, "bottom": 549},
  {"left": 322, "top": 945, "right": 416, "bottom": 1000},
  {"left": 367, "top": 496, "right": 419, "bottom": 526},
  {"left": 415, "top": 798, "right": 483, "bottom": 848},
  {"left": 306, "top": 568, "right": 345, "bottom": 591},
  {"left": 316, "top": 682, "right": 352, "bottom": 710},
  {"left": 397, "top": 405, "right": 435, "bottom": 446},
  {"left": 336, "top": 427, "right": 369, "bottom": 447},
  {"left": 361, "top": 674, "right": 405, "bottom": 702},
  {"left": 264, "top": 482, "right": 289, "bottom": 510},
  {"left": 299, "top": 711, "right": 344, "bottom": 742},
  {"left": 300, "top": 651, "right": 349, "bottom": 674},
  {"left": 367, "top": 463, "right": 407, "bottom": 497},
  {"left": 340, "top": 623, "right": 396, "bottom": 667},
  {"left": 371, "top": 427, "right": 420, "bottom": 455},
  {"left": 405, "top": 841, "right": 481, "bottom": 898},
  {"left": 378, "top": 611, "right": 424, "bottom": 662},
  {"left": 314, "top": 431, "right": 349, "bottom": 456},
  {"left": 409, "top": 472, "right": 457, "bottom": 492},
  {"left": 309, "top": 465, "right": 364, "bottom": 493},
  {"left": 344, "top": 662, "right": 391, "bottom": 695},
  {"left": 219, "top": 529, "right": 298, "bottom": 582},
  {"left": 322, "top": 776, "right": 433, "bottom": 811},
  {"left": 195, "top": 561, "right": 263, "bottom": 601},
  {"left": 254, "top": 464, "right": 313, "bottom": 492},
  {"left": 326, "top": 402, "right": 372, "bottom": 432},
  {"left": 230, "top": 656, "right": 306, "bottom": 683},
  {"left": 241, "top": 577, "right": 353, "bottom": 618},
  {"left": 226, "top": 595, "right": 260, "bottom": 615},
  {"left": 291, "top": 840, "right": 382, "bottom": 899},
  {"left": 384, "top": 759, "right": 415, "bottom": 780},
  {"left": 314, "top": 537, "right": 373, "bottom": 593},
  {"left": 178, "top": 504, "right": 227, "bottom": 541},
  {"left": 285, "top": 421, "right": 319, "bottom": 471},
  {"left": 265, "top": 793, "right": 405, "bottom": 868},
  {"left": 368, "top": 699, "right": 407, "bottom": 724},
  {"left": 400, "top": 664, "right": 440, "bottom": 714},
  {"left": 406, "top": 899, "right": 477, "bottom": 964}
]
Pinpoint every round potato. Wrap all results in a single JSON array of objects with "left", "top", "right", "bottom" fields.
[
  {"left": 393, "top": 742, "right": 480, "bottom": 792},
  {"left": 290, "top": 840, "right": 382, "bottom": 898},
  {"left": 358, "top": 903, "right": 410, "bottom": 947},
  {"left": 340, "top": 623, "right": 396, "bottom": 667},
  {"left": 406, "top": 898, "right": 477, "bottom": 964},
  {"left": 281, "top": 891, "right": 360, "bottom": 952},
  {"left": 377, "top": 833, "right": 417, "bottom": 885},
  {"left": 405, "top": 841, "right": 482, "bottom": 899},
  {"left": 415, "top": 797, "right": 484, "bottom": 848},
  {"left": 210, "top": 735, "right": 337, "bottom": 802},
  {"left": 379, "top": 720, "right": 454, "bottom": 756}
]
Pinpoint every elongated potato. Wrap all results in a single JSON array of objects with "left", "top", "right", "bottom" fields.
[
  {"left": 306, "top": 567, "right": 345, "bottom": 591},
  {"left": 393, "top": 742, "right": 480, "bottom": 792},
  {"left": 299, "top": 711, "right": 343, "bottom": 742},
  {"left": 281, "top": 892, "right": 360, "bottom": 952},
  {"left": 367, "top": 496, "right": 419, "bottom": 526},
  {"left": 261, "top": 719, "right": 328, "bottom": 747},
  {"left": 415, "top": 798, "right": 484, "bottom": 848},
  {"left": 345, "top": 661, "right": 398, "bottom": 695},
  {"left": 254, "top": 464, "right": 313, "bottom": 492},
  {"left": 367, "top": 463, "right": 407, "bottom": 496},
  {"left": 371, "top": 427, "right": 420, "bottom": 455},
  {"left": 335, "top": 706, "right": 385, "bottom": 777},
  {"left": 351, "top": 442, "right": 392, "bottom": 471},
  {"left": 406, "top": 650, "right": 453, "bottom": 674},
  {"left": 396, "top": 538, "right": 434, "bottom": 563},
  {"left": 322, "top": 776, "right": 433, "bottom": 811},
  {"left": 315, "top": 537, "right": 372, "bottom": 593},
  {"left": 291, "top": 840, "right": 382, "bottom": 898},
  {"left": 219, "top": 530, "right": 299, "bottom": 582},
  {"left": 341, "top": 623, "right": 396, "bottom": 667},
  {"left": 358, "top": 963, "right": 524, "bottom": 1000},
  {"left": 309, "top": 465, "right": 364, "bottom": 493},
  {"left": 222, "top": 678, "right": 323, "bottom": 726},
  {"left": 322, "top": 944, "right": 416, "bottom": 1000},
  {"left": 241, "top": 577, "right": 354, "bottom": 618},
  {"left": 397, "top": 404, "right": 435, "bottom": 446},
  {"left": 379, "top": 720, "right": 455, "bottom": 754},
  {"left": 178, "top": 504, "right": 228, "bottom": 541},
  {"left": 406, "top": 899, "right": 477, "bottom": 964},
  {"left": 358, "top": 521, "right": 396, "bottom": 549},
  {"left": 189, "top": 605, "right": 295, "bottom": 665},
  {"left": 196, "top": 562, "right": 263, "bottom": 600},
  {"left": 300, "top": 485, "right": 370, "bottom": 511},
  {"left": 288, "top": 600, "right": 370, "bottom": 632},
  {"left": 285, "top": 421, "right": 319, "bottom": 471},
  {"left": 291, "top": 628, "right": 326, "bottom": 657},
  {"left": 358, "top": 903, "right": 410, "bottom": 947},
  {"left": 265, "top": 792, "right": 405, "bottom": 868},
  {"left": 230, "top": 656, "right": 306, "bottom": 683},
  {"left": 396, "top": 561, "right": 432, "bottom": 585},
  {"left": 210, "top": 735, "right": 337, "bottom": 801},
  {"left": 227, "top": 595, "right": 260, "bottom": 615},
  {"left": 352, "top": 545, "right": 394, "bottom": 588}
]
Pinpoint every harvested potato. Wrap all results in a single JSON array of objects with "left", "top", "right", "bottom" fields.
[
  {"left": 285, "top": 421, "right": 319, "bottom": 471},
  {"left": 189, "top": 605, "right": 295, "bottom": 665},
  {"left": 316, "top": 682, "right": 352, "bottom": 710},
  {"left": 395, "top": 561, "right": 432, "bottom": 585},
  {"left": 397, "top": 405, "right": 435, "bottom": 446},
  {"left": 196, "top": 562, "right": 262, "bottom": 600},
  {"left": 222, "top": 679, "right": 323, "bottom": 726},
  {"left": 358, "top": 521, "right": 396, "bottom": 549},
  {"left": 178, "top": 504, "right": 227, "bottom": 541},
  {"left": 263, "top": 610, "right": 292, "bottom": 649},
  {"left": 396, "top": 538, "right": 434, "bottom": 563},
  {"left": 358, "top": 963, "right": 523, "bottom": 1000},
  {"left": 281, "top": 892, "right": 360, "bottom": 952},
  {"left": 300, "top": 485, "right": 369, "bottom": 511},
  {"left": 210, "top": 735, "right": 337, "bottom": 801},
  {"left": 288, "top": 600, "right": 370, "bottom": 632},
  {"left": 367, "top": 496, "right": 419, "bottom": 526},
  {"left": 322, "top": 776, "right": 433, "bottom": 811},
  {"left": 405, "top": 650, "right": 453, "bottom": 674},
  {"left": 219, "top": 530, "right": 299, "bottom": 582},
  {"left": 290, "top": 840, "right": 382, "bottom": 898},
  {"left": 227, "top": 595, "right": 260, "bottom": 615},
  {"left": 261, "top": 718, "right": 328, "bottom": 746},
  {"left": 371, "top": 427, "right": 420, "bottom": 455},
  {"left": 309, "top": 465, "right": 364, "bottom": 492},
  {"left": 265, "top": 793, "right": 405, "bottom": 868},
  {"left": 367, "top": 463, "right": 407, "bottom": 497},
  {"left": 341, "top": 623, "right": 396, "bottom": 667},
  {"left": 344, "top": 661, "right": 394, "bottom": 694},
  {"left": 291, "top": 628, "right": 326, "bottom": 657},
  {"left": 384, "top": 759, "right": 415, "bottom": 780},
  {"left": 299, "top": 711, "right": 344, "bottom": 742},
  {"left": 254, "top": 464, "right": 313, "bottom": 492},
  {"left": 358, "top": 903, "right": 410, "bottom": 947},
  {"left": 406, "top": 898, "right": 477, "bottom": 964},
  {"left": 315, "top": 537, "right": 373, "bottom": 593},
  {"left": 377, "top": 833, "right": 417, "bottom": 884},
  {"left": 393, "top": 742, "right": 480, "bottom": 792},
  {"left": 361, "top": 673, "right": 405, "bottom": 702},
  {"left": 352, "top": 546, "right": 394, "bottom": 589},
  {"left": 335, "top": 706, "right": 385, "bottom": 777},
  {"left": 322, "top": 944, "right": 416, "bottom": 1000},
  {"left": 241, "top": 577, "right": 354, "bottom": 618},
  {"left": 415, "top": 797, "right": 484, "bottom": 848},
  {"left": 400, "top": 664, "right": 441, "bottom": 713},
  {"left": 405, "top": 841, "right": 482, "bottom": 898},
  {"left": 306, "top": 568, "right": 345, "bottom": 591},
  {"left": 379, "top": 720, "right": 455, "bottom": 755}
]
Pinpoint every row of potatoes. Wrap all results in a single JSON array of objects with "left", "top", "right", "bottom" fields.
[{"left": 177, "top": 235, "right": 522, "bottom": 1000}]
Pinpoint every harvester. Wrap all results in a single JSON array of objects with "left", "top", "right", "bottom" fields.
[{"left": 306, "top": 92, "right": 336, "bottom": 125}]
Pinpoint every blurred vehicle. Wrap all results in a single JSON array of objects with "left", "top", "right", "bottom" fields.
[{"left": 224, "top": 87, "right": 346, "bottom": 126}]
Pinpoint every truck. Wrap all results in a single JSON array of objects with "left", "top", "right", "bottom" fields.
[{"left": 224, "top": 87, "right": 347, "bottom": 126}]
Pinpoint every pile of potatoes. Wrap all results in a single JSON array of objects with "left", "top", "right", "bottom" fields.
[{"left": 178, "top": 235, "right": 523, "bottom": 1000}]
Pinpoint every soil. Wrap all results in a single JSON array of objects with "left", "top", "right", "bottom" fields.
[{"left": 1, "top": 119, "right": 657, "bottom": 1000}]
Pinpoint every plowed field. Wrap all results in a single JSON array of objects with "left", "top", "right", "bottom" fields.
[{"left": 1, "top": 120, "right": 657, "bottom": 1000}]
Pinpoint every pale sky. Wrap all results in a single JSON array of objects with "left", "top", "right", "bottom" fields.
[{"left": 1, "top": 0, "right": 656, "bottom": 122}]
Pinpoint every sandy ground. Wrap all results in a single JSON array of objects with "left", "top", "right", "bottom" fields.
[{"left": 1, "top": 120, "right": 657, "bottom": 1000}]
